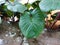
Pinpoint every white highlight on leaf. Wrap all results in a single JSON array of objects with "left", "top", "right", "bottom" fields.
[
  {"left": 18, "top": 0, "right": 28, "bottom": 4},
  {"left": 18, "top": 0, "right": 37, "bottom": 4},
  {"left": 28, "top": 0, "right": 36, "bottom": 4},
  {"left": 0, "top": 0, "right": 5, "bottom": 5}
]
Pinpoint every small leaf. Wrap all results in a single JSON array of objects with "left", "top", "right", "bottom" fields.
[
  {"left": 39, "top": 0, "right": 60, "bottom": 12},
  {"left": 6, "top": 1, "right": 27, "bottom": 13},
  {"left": 19, "top": 8, "right": 45, "bottom": 38}
]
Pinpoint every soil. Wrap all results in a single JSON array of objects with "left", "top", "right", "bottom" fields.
[{"left": 0, "top": 21, "right": 60, "bottom": 45}]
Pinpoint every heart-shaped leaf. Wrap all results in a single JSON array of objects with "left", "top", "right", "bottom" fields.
[
  {"left": 19, "top": 8, "right": 45, "bottom": 38},
  {"left": 39, "top": 0, "right": 60, "bottom": 12}
]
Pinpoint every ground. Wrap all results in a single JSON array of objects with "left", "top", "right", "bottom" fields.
[{"left": 0, "top": 21, "right": 60, "bottom": 45}]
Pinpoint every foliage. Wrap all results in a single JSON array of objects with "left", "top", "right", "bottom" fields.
[
  {"left": 19, "top": 8, "right": 45, "bottom": 38},
  {"left": 0, "top": 0, "right": 60, "bottom": 38},
  {"left": 6, "top": 0, "right": 27, "bottom": 13},
  {"left": 39, "top": 0, "right": 60, "bottom": 12}
]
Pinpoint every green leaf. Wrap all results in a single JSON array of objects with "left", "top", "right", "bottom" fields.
[
  {"left": 7, "top": 1, "right": 27, "bottom": 13},
  {"left": 19, "top": 8, "right": 45, "bottom": 38},
  {"left": 6, "top": 10, "right": 13, "bottom": 17},
  {"left": 39, "top": 0, "right": 60, "bottom": 12}
]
